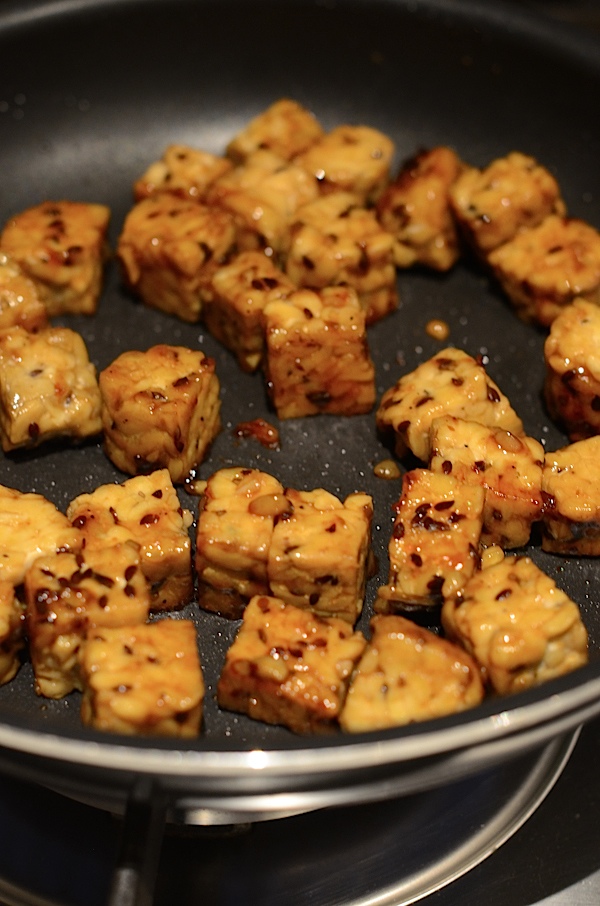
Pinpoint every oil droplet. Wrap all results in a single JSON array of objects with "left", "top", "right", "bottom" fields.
[{"left": 373, "top": 459, "right": 401, "bottom": 480}]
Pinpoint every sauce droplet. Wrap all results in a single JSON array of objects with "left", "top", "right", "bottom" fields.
[
  {"left": 425, "top": 318, "right": 450, "bottom": 341},
  {"left": 373, "top": 459, "right": 401, "bottom": 480}
]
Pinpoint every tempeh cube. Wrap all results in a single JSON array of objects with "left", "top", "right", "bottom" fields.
[
  {"left": 263, "top": 285, "right": 376, "bottom": 419},
  {"left": 294, "top": 124, "right": 394, "bottom": 204},
  {"left": 448, "top": 151, "right": 565, "bottom": 257},
  {"left": 0, "top": 200, "right": 110, "bottom": 316},
  {"left": 376, "top": 347, "right": 524, "bottom": 462},
  {"left": 339, "top": 614, "right": 484, "bottom": 732},
  {"left": 227, "top": 99, "right": 324, "bottom": 163},
  {"left": 442, "top": 554, "right": 588, "bottom": 694},
  {"left": 0, "top": 326, "right": 102, "bottom": 452},
  {"left": 544, "top": 297, "right": 600, "bottom": 440},
  {"left": 99, "top": 344, "right": 221, "bottom": 484},
  {"left": 80, "top": 619, "right": 204, "bottom": 737},
  {"left": 195, "top": 467, "right": 285, "bottom": 619},
  {"left": 267, "top": 487, "right": 373, "bottom": 625},
  {"left": 429, "top": 415, "right": 544, "bottom": 549},
  {"left": 67, "top": 469, "right": 194, "bottom": 611},
  {"left": 202, "top": 251, "right": 295, "bottom": 372},
  {"left": 0, "top": 483, "right": 81, "bottom": 587},
  {"left": 541, "top": 435, "right": 600, "bottom": 555},
  {"left": 376, "top": 146, "right": 465, "bottom": 271},
  {"left": 0, "top": 252, "right": 48, "bottom": 332},
  {"left": 487, "top": 215, "right": 600, "bottom": 327},
  {"left": 117, "top": 195, "right": 236, "bottom": 322},
  {"left": 0, "top": 580, "right": 25, "bottom": 685},
  {"left": 217, "top": 595, "right": 366, "bottom": 733},
  {"left": 285, "top": 192, "right": 397, "bottom": 323},
  {"left": 24, "top": 541, "right": 151, "bottom": 699},
  {"left": 133, "top": 144, "right": 233, "bottom": 201},
  {"left": 375, "top": 469, "right": 484, "bottom": 614}
]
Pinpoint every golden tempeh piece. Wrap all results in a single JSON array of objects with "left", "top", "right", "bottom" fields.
[
  {"left": 67, "top": 469, "right": 194, "bottom": 612},
  {"left": 117, "top": 195, "right": 236, "bottom": 322},
  {"left": 442, "top": 554, "right": 588, "bottom": 695},
  {"left": 0, "top": 484, "right": 81, "bottom": 587},
  {"left": 0, "top": 326, "right": 102, "bottom": 452},
  {"left": 376, "top": 347, "right": 524, "bottom": 462},
  {"left": 202, "top": 250, "right": 295, "bottom": 372},
  {"left": 375, "top": 469, "right": 484, "bottom": 614},
  {"left": 376, "top": 146, "right": 465, "bottom": 271},
  {"left": 487, "top": 215, "right": 600, "bottom": 327},
  {"left": 449, "top": 151, "right": 565, "bottom": 257},
  {"left": 541, "top": 435, "right": 600, "bottom": 555},
  {"left": 429, "top": 415, "right": 545, "bottom": 549},
  {"left": 133, "top": 144, "right": 233, "bottom": 202},
  {"left": 544, "top": 297, "right": 600, "bottom": 441},
  {"left": 263, "top": 285, "right": 376, "bottom": 419},
  {"left": 0, "top": 252, "right": 48, "bottom": 332},
  {"left": 226, "top": 98, "right": 324, "bottom": 164},
  {"left": 294, "top": 124, "right": 394, "bottom": 204},
  {"left": 99, "top": 344, "right": 221, "bottom": 484},
  {"left": 195, "top": 467, "right": 285, "bottom": 619},
  {"left": 217, "top": 595, "right": 366, "bottom": 734},
  {"left": 80, "top": 619, "right": 204, "bottom": 737},
  {"left": 0, "top": 200, "right": 110, "bottom": 316},
  {"left": 0, "top": 580, "right": 25, "bottom": 685},
  {"left": 285, "top": 191, "right": 397, "bottom": 324},
  {"left": 24, "top": 541, "right": 151, "bottom": 699},
  {"left": 339, "top": 614, "right": 484, "bottom": 732},
  {"left": 268, "top": 487, "right": 373, "bottom": 625}
]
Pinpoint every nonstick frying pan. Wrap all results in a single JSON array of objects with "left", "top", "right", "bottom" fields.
[{"left": 0, "top": 0, "right": 600, "bottom": 817}]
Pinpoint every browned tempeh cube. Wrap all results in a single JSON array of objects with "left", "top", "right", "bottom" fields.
[
  {"left": 268, "top": 487, "right": 373, "bottom": 625},
  {"left": 0, "top": 580, "right": 25, "bottom": 685},
  {"left": 99, "top": 344, "right": 221, "bottom": 484},
  {"left": 133, "top": 144, "right": 233, "bottom": 201},
  {"left": 285, "top": 192, "right": 397, "bottom": 324},
  {"left": 449, "top": 151, "right": 565, "bottom": 257},
  {"left": 226, "top": 98, "right": 324, "bottom": 163},
  {"left": 195, "top": 467, "right": 286, "bottom": 619},
  {"left": 67, "top": 469, "right": 194, "bottom": 611},
  {"left": 428, "top": 415, "right": 545, "bottom": 549},
  {"left": 376, "top": 146, "right": 465, "bottom": 271},
  {"left": 376, "top": 347, "right": 524, "bottom": 462},
  {"left": 442, "top": 554, "right": 588, "bottom": 694},
  {"left": 294, "top": 124, "right": 394, "bottom": 204},
  {"left": 544, "top": 297, "right": 600, "bottom": 440},
  {"left": 0, "top": 200, "right": 110, "bottom": 316},
  {"left": 117, "top": 195, "right": 237, "bottom": 322},
  {"left": 0, "top": 483, "right": 82, "bottom": 587},
  {"left": 0, "top": 326, "right": 102, "bottom": 452},
  {"left": 487, "top": 215, "right": 600, "bottom": 326},
  {"left": 80, "top": 619, "right": 204, "bottom": 737},
  {"left": 375, "top": 468, "right": 484, "bottom": 614},
  {"left": 0, "top": 252, "right": 48, "bottom": 332},
  {"left": 263, "top": 285, "right": 376, "bottom": 419},
  {"left": 24, "top": 541, "right": 151, "bottom": 699},
  {"left": 217, "top": 595, "right": 366, "bottom": 733},
  {"left": 339, "top": 614, "right": 484, "bottom": 732},
  {"left": 202, "top": 251, "right": 295, "bottom": 372},
  {"left": 541, "top": 435, "right": 600, "bottom": 555}
]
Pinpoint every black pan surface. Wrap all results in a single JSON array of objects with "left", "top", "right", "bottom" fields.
[{"left": 0, "top": 0, "right": 600, "bottom": 795}]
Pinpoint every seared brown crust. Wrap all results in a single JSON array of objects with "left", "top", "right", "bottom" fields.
[
  {"left": 340, "top": 613, "right": 484, "bottom": 732},
  {"left": 217, "top": 595, "right": 366, "bottom": 734},
  {"left": 99, "top": 344, "right": 221, "bottom": 483},
  {"left": 226, "top": 99, "right": 324, "bottom": 164},
  {"left": 541, "top": 435, "right": 600, "bottom": 555},
  {"left": 0, "top": 200, "right": 110, "bottom": 316}
]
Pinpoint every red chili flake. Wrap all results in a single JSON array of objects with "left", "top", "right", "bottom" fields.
[
  {"left": 152, "top": 489, "right": 163, "bottom": 499},
  {"left": 124, "top": 565, "right": 137, "bottom": 582},
  {"left": 441, "top": 460, "right": 453, "bottom": 475},
  {"left": 487, "top": 384, "right": 501, "bottom": 403},
  {"left": 411, "top": 552, "right": 423, "bottom": 567},
  {"left": 28, "top": 422, "right": 40, "bottom": 441},
  {"left": 140, "top": 513, "right": 159, "bottom": 526},
  {"left": 72, "top": 515, "right": 87, "bottom": 528},
  {"left": 495, "top": 588, "right": 513, "bottom": 601},
  {"left": 234, "top": 418, "right": 280, "bottom": 450}
]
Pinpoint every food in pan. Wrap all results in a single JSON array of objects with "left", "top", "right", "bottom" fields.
[
  {"left": 541, "top": 435, "right": 600, "bottom": 555},
  {"left": 79, "top": 618, "right": 204, "bottom": 737},
  {"left": 0, "top": 200, "right": 110, "bottom": 316},
  {"left": 0, "top": 580, "right": 25, "bottom": 686},
  {"left": 98, "top": 344, "right": 221, "bottom": 484},
  {"left": 339, "top": 614, "right": 485, "bottom": 732},
  {"left": 442, "top": 554, "right": 588, "bottom": 695},
  {"left": 133, "top": 144, "right": 233, "bottom": 202},
  {"left": 226, "top": 98, "right": 325, "bottom": 164},
  {"left": 217, "top": 594, "right": 366, "bottom": 734},
  {"left": 0, "top": 252, "right": 48, "bottom": 333},
  {"left": 0, "top": 325, "right": 102, "bottom": 452}
]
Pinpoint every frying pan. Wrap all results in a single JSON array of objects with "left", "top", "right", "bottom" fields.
[{"left": 0, "top": 0, "right": 600, "bottom": 820}]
